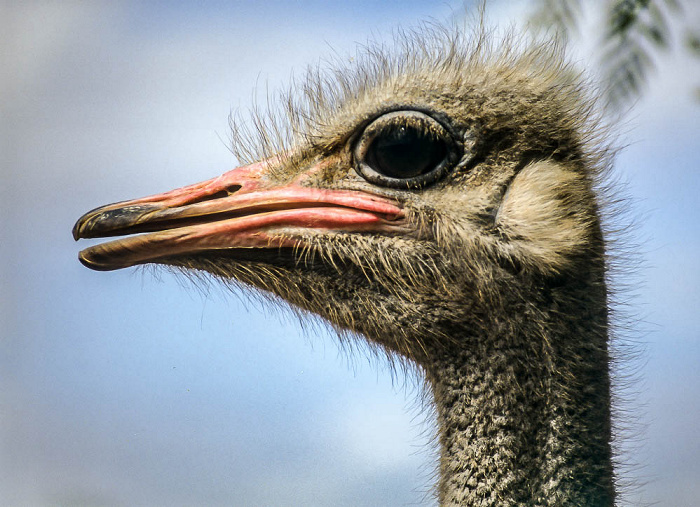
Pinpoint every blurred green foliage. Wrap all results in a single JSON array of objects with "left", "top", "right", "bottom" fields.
[{"left": 528, "top": 0, "right": 699, "bottom": 111}]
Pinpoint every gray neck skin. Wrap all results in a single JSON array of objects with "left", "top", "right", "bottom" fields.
[{"left": 424, "top": 277, "right": 615, "bottom": 507}]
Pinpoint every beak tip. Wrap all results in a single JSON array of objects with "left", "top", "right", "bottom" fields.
[
  {"left": 72, "top": 222, "right": 82, "bottom": 241},
  {"left": 78, "top": 247, "right": 123, "bottom": 272},
  {"left": 78, "top": 250, "right": 99, "bottom": 270}
]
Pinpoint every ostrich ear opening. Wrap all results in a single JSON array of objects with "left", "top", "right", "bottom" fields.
[{"left": 495, "top": 160, "right": 594, "bottom": 272}]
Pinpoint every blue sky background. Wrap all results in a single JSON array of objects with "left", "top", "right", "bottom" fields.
[{"left": 2, "top": 1, "right": 699, "bottom": 506}]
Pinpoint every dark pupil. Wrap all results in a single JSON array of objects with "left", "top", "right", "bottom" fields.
[{"left": 368, "top": 126, "right": 447, "bottom": 179}]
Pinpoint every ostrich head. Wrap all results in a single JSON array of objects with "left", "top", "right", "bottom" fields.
[{"left": 73, "top": 26, "right": 615, "bottom": 506}]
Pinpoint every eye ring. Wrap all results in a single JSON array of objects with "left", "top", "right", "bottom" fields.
[{"left": 353, "top": 110, "right": 461, "bottom": 189}]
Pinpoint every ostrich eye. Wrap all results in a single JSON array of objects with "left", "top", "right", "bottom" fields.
[
  {"left": 368, "top": 125, "right": 447, "bottom": 179},
  {"left": 354, "top": 110, "right": 459, "bottom": 189}
]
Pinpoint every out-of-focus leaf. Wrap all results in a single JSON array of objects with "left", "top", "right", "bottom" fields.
[
  {"left": 686, "top": 30, "right": 700, "bottom": 56},
  {"left": 646, "top": 3, "right": 670, "bottom": 47},
  {"left": 639, "top": 23, "right": 666, "bottom": 47},
  {"left": 602, "top": 0, "right": 677, "bottom": 110},
  {"left": 526, "top": 0, "right": 697, "bottom": 110},
  {"left": 528, "top": 0, "right": 582, "bottom": 42},
  {"left": 603, "top": 36, "right": 656, "bottom": 109},
  {"left": 608, "top": 0, "right": 651, "bottom": 36}
]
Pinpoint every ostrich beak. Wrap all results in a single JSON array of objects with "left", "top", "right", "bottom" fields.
[{"left": 73, "top": 159, "right": 405, "bottom": 271}]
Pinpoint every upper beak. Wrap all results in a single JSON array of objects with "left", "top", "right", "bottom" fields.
[{"left": 73, "top": 159, "right": 406, "bottom": 271}]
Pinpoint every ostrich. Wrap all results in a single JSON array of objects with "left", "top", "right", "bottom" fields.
[{"left": 73, "top": 24, "right": 619, "bottom": 506}]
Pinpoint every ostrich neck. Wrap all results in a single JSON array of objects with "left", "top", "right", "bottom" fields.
[{"left": 426, "top": 281, "right": 615, "bottom": 507}]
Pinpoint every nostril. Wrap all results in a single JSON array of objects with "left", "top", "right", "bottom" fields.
[{"left": 190, "top": 185, "right": 242, "bottom": 204}]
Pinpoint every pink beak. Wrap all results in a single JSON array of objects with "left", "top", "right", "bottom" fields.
[{"left": 73, "top": 159, "right": 406, "bottom": 271}]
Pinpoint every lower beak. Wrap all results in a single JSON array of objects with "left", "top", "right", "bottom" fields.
[{"left": 73, "top": 159, "right": 406, "bottom": 271}]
